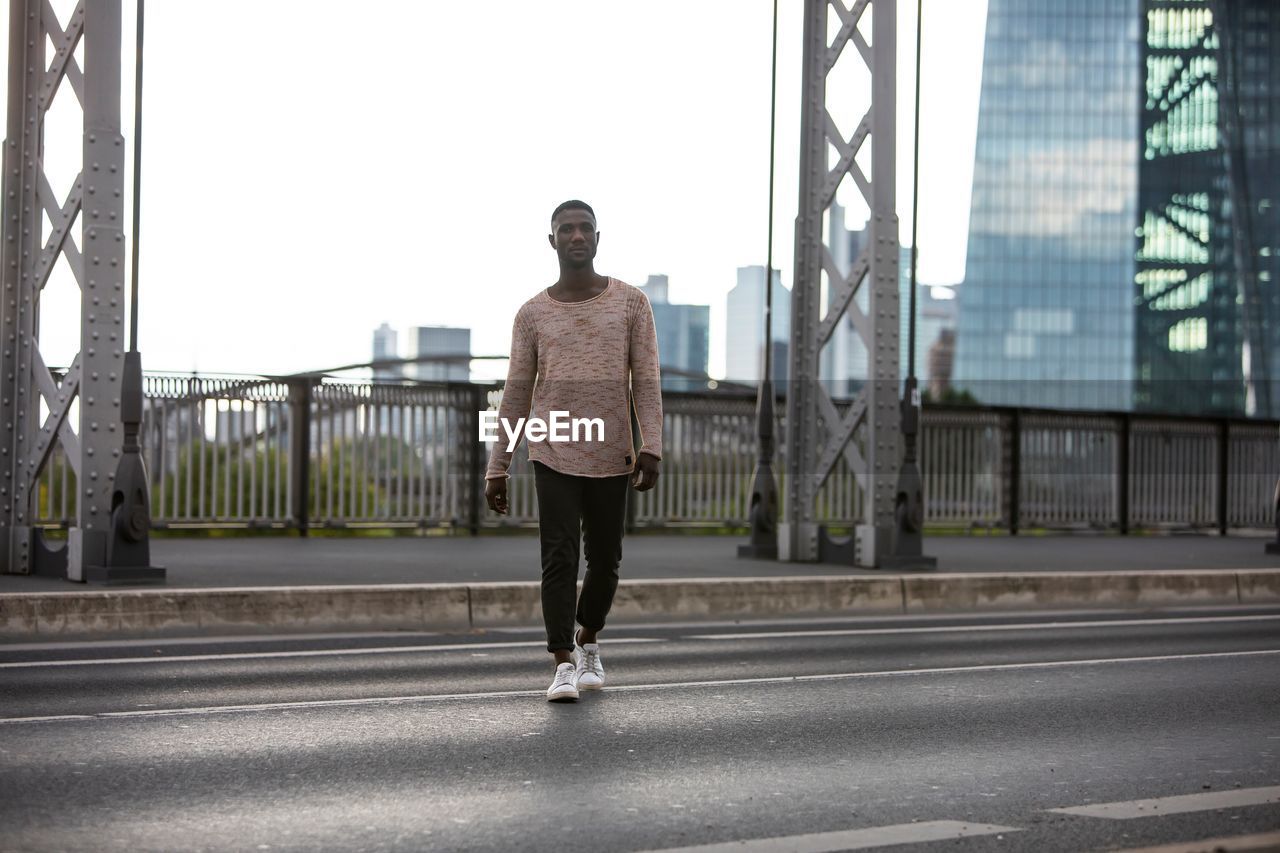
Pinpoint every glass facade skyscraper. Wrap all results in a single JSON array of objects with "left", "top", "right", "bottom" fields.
[
  {"left": 726, "top": 265, "right": 790, "bottom": 385},
  {"left": 639, "top": 275, "right": 711, "bottom": 392},
  {"left": 954, "top": 0, "right": 1141, "bottom": 411},
  {"left": 954, "top": 0, "right": 1278, "bottom": 417},
  {"left": 1135, "top": 0, "right": 1279, "bottom": 417}
]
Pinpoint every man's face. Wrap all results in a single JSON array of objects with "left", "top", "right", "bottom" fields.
[{"left": 549, "top": 210, "right": 599, "bottom": 268}]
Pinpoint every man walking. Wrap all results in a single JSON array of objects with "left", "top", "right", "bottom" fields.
[{"left": 485, "top": 200, "right": 663, "bottom": 702}]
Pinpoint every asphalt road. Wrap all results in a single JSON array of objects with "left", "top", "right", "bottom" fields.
[{"left": 2, "top": 607, "right": 1279, "bottom": 852}]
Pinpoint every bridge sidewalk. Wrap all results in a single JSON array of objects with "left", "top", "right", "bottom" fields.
[
  {"left": 3, "top": 532, "right": 1278, "bottom": 592},
  {"left": 2, "top": 533, "right": 1278, "bottom": 640}
]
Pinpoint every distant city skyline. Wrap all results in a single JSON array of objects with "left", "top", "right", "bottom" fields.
[{"left": 0, "top": 0, "right": 989, "bottom": 382}]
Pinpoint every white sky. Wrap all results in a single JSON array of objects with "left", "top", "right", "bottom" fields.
[{"left": 15, "top": 0, "right": 988, "bottom": 381}]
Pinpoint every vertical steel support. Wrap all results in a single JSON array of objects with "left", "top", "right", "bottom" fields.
[
  {"left": 1271, "top": 420, "right": 1280, "bottom": 554},
  {"left": 288, "top": 378, "right": 311, "bottom": 535},
  {"left": 1268, "top": 460, "right": 1280, "bottom": 554},
  {"left": 781, "top": 0, "right": 899, "bottom": 566},
  {"left": 1008, "top": 410, "right": 1021, "bottom": 535},
  {"left": 467, "top": 382, "right": 485, "bottom": 535},
  {"left": 0, "top": 0, "right": 44, "bottom": 574},
  {"left": 1118, "top": 413, "right": 1131, "bottom": 535},
  {"left": 3, "top": 0, "right": 161, "bottom": 581},
  {"left": 71, "top": 0, "right": 128, "bottom": 580},
  {"left": 1, "top": 1, "right": 135, "bottom": 579},
  {"left": 1216, "top": 419, "right": 1229, "bottom": 537}
]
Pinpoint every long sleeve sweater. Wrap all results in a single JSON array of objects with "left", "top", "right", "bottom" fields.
[{"left": 485, "top": 278, "right": 664, "bottom": 480}]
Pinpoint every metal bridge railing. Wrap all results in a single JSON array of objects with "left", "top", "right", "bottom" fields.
[{"left": 31, "top": 374, "right": 1279, "bottom": 534}]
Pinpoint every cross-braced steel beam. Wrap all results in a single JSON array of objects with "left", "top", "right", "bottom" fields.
[
  {"left": 781, "top": 0, "right": 899, "bottom": 566},
  {"left": 1, "top": 0, "right": 129, "bottom": 579}
]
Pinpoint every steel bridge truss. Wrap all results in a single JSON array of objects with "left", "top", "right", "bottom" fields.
[
  {"left": 782, "top": 0, "right": 901, "bottom": 565},
  {"left": 1, "top": 0, "right": 127, "bottom": 578}
]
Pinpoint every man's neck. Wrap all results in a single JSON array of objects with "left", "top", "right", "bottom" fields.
[{"left": 551, "top": 268, "right": 607, "bottom": 297}]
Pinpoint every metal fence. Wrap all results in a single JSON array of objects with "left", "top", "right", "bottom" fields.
[{"left": 31, "top": 374, "right": 1279, "bottom": 534}]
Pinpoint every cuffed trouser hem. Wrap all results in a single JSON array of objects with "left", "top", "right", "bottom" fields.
[{"left": 533, "top": 461, "right": 629, "bottom": 654}]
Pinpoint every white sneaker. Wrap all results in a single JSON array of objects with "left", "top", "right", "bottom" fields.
[
  {"left": 574, "top": 642, "right": 605, "bottom": 690},
  {"left": 546, "top": 662, "right": 579, "bottom": 702}
]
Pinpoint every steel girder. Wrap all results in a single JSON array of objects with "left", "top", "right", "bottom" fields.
[
  {"left": 781, "top": 0, "right": 899, "bottom": 566},
  {"left": 1, "top": 0, "right": 127, "bottom": 579}
]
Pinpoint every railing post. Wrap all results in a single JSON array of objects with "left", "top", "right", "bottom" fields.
[
  {"left": 625, "top": 396, "right": 640, "bottom": 534},
  {"left": 1008, "top": 409, "right": 1021, "bottom": 535},
  {"left": 1217, "top": 418, "right": 1230, "bottom": 537},
  {"left": 1269, "top": 468, "right": 1280, "bottom": 555},
  {"left": 1118, "top": 413, "right": 1131, "bottom": 535},
  {"left": 288, "top": 378, "right": 312, "bottom": 536},
  {"left": 468, "top": 383, "right": 485, "bottom": 536}
]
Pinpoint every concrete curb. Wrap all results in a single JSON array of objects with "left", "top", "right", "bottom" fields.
[{"left": 2, "top": 570, "right": 1279, "bottom": 640}]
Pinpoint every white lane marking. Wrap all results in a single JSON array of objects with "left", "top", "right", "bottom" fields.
[
  {"left": 0, "top": 630, "right": 447, "bottom": 652},
  {"left": 488, "top": 607, "right": 1280, "bottom": 634},
  {"left": 0, "top": 638, "right": 664, "bottom": 669},
  {"left": 631, "top": 820, "right": 1020, "bottom": 853},
  {"left": 685, "top": 614, "right": 1280, "bottom": 641},
  {"left": 0, "top": 714, "right": 96, "bottom": 724},
  {"left": 1110, "top": 830, "right": 1280, "bottom": 853},
  {"left": 1, "top": 648, "right": 1276, "bottom": 725},
  {"left": 1049, "top": 786, "right": 1280, "bottom": 819}
]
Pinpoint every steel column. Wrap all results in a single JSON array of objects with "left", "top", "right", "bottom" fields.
[
  {"left": 781, "top": 0, "right": 899, "bottom": 566},
  {"left": 0, "top": 0, "right": 129, "bottom": 578},
  {"left": 69, "top": 0, "right": 128, "bottom": 579},
  {"left": 1, "top": 0, "right": 45, "bottom": 573}
]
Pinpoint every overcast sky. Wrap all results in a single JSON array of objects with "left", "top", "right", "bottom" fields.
[{"left": 17, "top": 0, "right": 988, "bottom": 381}]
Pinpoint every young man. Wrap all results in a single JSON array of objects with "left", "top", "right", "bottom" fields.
[{"left": 484, "top": 200, "right": 663, "bottom": 702}]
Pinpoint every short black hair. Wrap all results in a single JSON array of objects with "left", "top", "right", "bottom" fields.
[{"left": 551, "top": 199, "right": 596, "bottom": 228}]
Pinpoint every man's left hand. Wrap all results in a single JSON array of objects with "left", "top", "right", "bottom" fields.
[{"left": 631, "top": 453, "right": 661, "bottom": 492}]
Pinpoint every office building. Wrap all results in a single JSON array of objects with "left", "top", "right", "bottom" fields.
[
  {"left": 639, "top": 275, "right": 711, "bottom": 392},
  {"left": 408, "top": 326, "right": 471, "bottom": 382},
  {"left": 372, "top": 323, "right": 401, "bottom": 381},
  {"left": 726, "top": 265, "right": 789, "bottom": 385},
  {"left": 953, "top": 0, "right": 1140, "bottom": 412},
  {"left": 1134, "top": 0, "right": 1279, "bottom": 416},
  {"left": 953, "top": 0, "right": 1278, "bottom": 417}
]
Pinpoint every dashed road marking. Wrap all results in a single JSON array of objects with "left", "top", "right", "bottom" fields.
[
  {"left": 1109, "top": 829, "right": 1280, "bottom": 852},
  {"left": 0, "top": 637, "right": 664, "bottom": 669},
  {"left": 1048, "top": 785, "right": 1280, "bottom": 819},
  {"left": 684, "top": 614, "right": 1280, "bottom": 641},
  {"left": 630, "top": 820, "right": 1020, "bottom": 853}
]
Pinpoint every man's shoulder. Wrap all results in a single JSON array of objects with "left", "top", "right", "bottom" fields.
[
  {"left": 610, "top": 279, "right": 649, "bottom": 304},
  {"left": 515, "top": 290, "right": 548, "bottom": 317}
]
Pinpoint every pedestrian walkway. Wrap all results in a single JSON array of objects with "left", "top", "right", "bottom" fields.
[{"left": 1, "top": 531, "right": 1276, "bottom": 593}]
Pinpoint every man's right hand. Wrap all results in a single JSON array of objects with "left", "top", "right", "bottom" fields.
[{"left": 485, "top": 477, "right": 509, "bottom": 515}]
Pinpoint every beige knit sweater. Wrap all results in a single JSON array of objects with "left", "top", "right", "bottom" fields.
[{"left": 485, "top": 278, "right": 664, "bottom": 480}]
